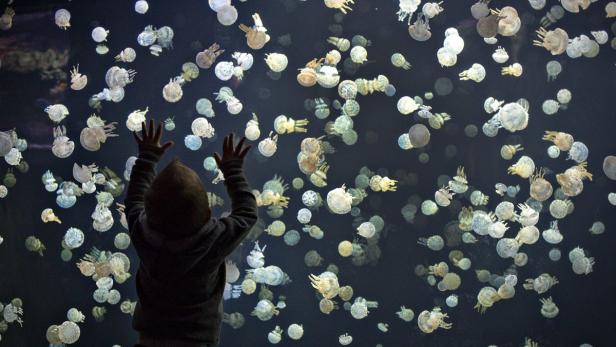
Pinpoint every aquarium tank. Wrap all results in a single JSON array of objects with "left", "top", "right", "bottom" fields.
[{"left": 0, "top": 0, "right": 615, "bottom": 346}]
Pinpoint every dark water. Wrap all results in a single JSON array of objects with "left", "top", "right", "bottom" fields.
[{"left": 1, "top": 0, "right": 615, "bottom": 346}]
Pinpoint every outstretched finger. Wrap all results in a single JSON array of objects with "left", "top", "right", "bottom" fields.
[
  {"left": 227, "top": 133, "right": 235, "bottom": 153},
  {"left": 225, "top": 134, "right": 233, "bottom": 155},
  {"left": 148, "top": 119, "right": 155, "bottom": 139},
  {"left": 213, "top": 152, "right": 222, "bottom": 167},
  {"left": 161, "top": 140, "right": 174, "bottom": 151},
  {"left": 154, "top": 123, "right": 163, "bottom": 143},
  {"left": 235, "top": 137, "right": 247, "bottom": 155},
  {"left": 238, "top": 144, "right": 252, "bottom": 158},
  {"left": 141, "top": 121, "right": 147, "bottom": 136}
]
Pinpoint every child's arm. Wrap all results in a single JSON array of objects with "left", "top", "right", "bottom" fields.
[
  {"left": 124, "top": 121, "right": 173, "bottom": 231},
  {"left": 212, "top": 134, "right": 258, "bottom": 257}
]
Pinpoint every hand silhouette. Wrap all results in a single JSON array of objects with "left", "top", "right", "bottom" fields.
[
  {"left": 132, "top": 120, "right": 174, "bottom": 154},
  {"left": 214, "top": 133, "right": 251, "bottom": 167}
]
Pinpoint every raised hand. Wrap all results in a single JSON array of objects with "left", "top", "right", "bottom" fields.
[
  {"left": 214, "top": 133, "right": 251, "bottom": 167},
  {"left": 132, "top": 120, "right": 174, "bottom": 154}
]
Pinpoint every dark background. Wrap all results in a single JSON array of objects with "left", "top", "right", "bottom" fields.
[{"left": 0, "top": 0, "right": 615, "bottom": 346}]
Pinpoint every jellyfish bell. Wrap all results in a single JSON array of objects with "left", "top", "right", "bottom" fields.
[
  {"left": 408, "top": 124, "right": 431, "bottom": 148},
  {"left": 476, "top": 15, "right": 500, "bottom": 38}
]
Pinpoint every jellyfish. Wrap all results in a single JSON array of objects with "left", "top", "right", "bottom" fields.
[
  {"left": 264, "top": 53, "right": 288, "bottom": 72},
  {"left": 601, "top": 155, "right": 616, "bottom": 180},
  {"left": 529, "top": 168, "right": 553, "bottom": 202},
  {"left": 251, "top": 299, "right": 279, "bottom": 321},
  {"left": 324, "top": 0, "right": 354, "bottom": 14},
  {"left": 45, "top": 104, "right": 69, "bottom": 124},
  {"left": 523, "top": 273, "right": 558, "bottom": 293},
  {"left": 556, "top": 162, "right": 592, "bottom": 197},
  {"left": 494, "top": 7, "right": 521, "bottom": 36},
  {"left": 91, "top": 26, "right": 109, "bottom": 43},
  {"left": 470, "top": 0, "right": 491, "bottom": 19},
  {"left": 391, "top": 53, "right": 411, "bottom": 70},
  {"left": 52, "top": 8, "right": 71, "bottom": 29},
  {"left": 500, "top": 144, "right": 523, "bottom": 160},
  {"left": 496, "top": 238, "right": 520, "bottom": 258},
  {"left": 545, "top": 60, "right": 562, "bottom": 82},
  {"left": 25, "top": 235, "right": 46, "bottom": 256},
  {"left": 492, "top": 46, "right": 509, "bottom": 63},
  {"left": 69, "top": 65, "right": 88, "bottom": 91},
  {"left": 459, "top": 63, "right": 486, "bottom": 82},
  {"left": 52, "top": 126, "right": 75, "bottom": 159},
  {"left": 568, "top": 141, "right": 588, "bottom": 163},
  {"left": 548, "top": 199, "right": 570, "bottom": 219},
  {"left": 543, "top": 131, "right": 573, "bottom": 151},
  {"left": 217, "top": 5, "right": 238, "bottom": 26},
  {"left": 407, "top": 124, "right": 431, "bottom": 149},
  {"left": 508, "top": 155, "right": 535, "bottom": 178},
  {"left": 191, "top": 118, "right": 215, "bottom": 138},
  {"left": 326, "top": 185, "right": 353, "bottom": 214},
  {"left": 397, "top": 96, "right": 419, "bottom": 115},
  {"left": 501, "top": 62, "right": 523, "bottom": 77},
  {"left": 417, "top": 307, "right": 452, "bottom": 333},
  {"left": 408, "top": 14, "right": 432, "bottom": 41},
  {"left": 80, "top": 118, "right": 118, "bottom": 152},
  {"left": 561, "top": 0, "right": 591, "bottom": 13},
  {"left": 134, "top": 0, "right": 149, "bottom": 13},
  {"left": 436, "top": 47, "right": 457, "bottom": 67},
  {"left": 533, "top": 27, "right": 569, "bottom": 55},
  {"left": 274, "top": 115, "right": 309, "bottom": 135},
  {"left": 540, "top": 5, "right": 566, "bottom": 28},
  {"left": 195, "top": 43, "right": 224, "bottom": 69},
  {"left": 238, "top": 13, "right": 269, "bottom": 49},
  {"left": 162, "top": 77, "right": 184, "bottom": 103},
  {"left": 476, "top": 14, "right": 500, "bottom": 38},
  {"left": 529, "top": 0, "right": 547, "bottom": 10},
  {"left": 105, "top": 66, "right": 136, "bottom": 89}
]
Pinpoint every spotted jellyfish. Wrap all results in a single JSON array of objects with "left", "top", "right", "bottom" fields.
[
  {"left": 244, "top": 114, "right": 261, "bottom": 141},
  {"left": 45, "top": 104, "right": 69, "bottom": 124},
  {"left": 135, "top": 0, "right": 149, "bottom": 14},
  {"left": 191, "top": 118, "right": 215, "bottom": 139},
  {"left": 501, "top": 61, "right": 524, "bottom": 77},
  {"left": 492, "top": 46, "right": 509, "bottom": 63},
  {"left": 162, "top": 77, "right": 185, "bottom": 103},
  {"left": 508, "top": 156, "right": 535, "bottom": 178},
  {"left": 459, "top": 63, "right": 486, "bottom": 82},
  {"left": 238, "top": 13, "right": 270, "bottom": 49},
  {"left": 475, "top": 13, "right": 500, "bottom": 40},
  {"left": 408, "top": 13, "right": 432, "bottom": 41},
  {"left": 52, "top": 126, "right": 75, "bottom": 159},
  {"left": 569, "top": 247, "right": 594, "bottom": 275},
  {"left": 529, "top": 168, "right": 553, "bottom": 202},
  {"left": 274, "top": 115, "right": 309, "bottom": 135},
  {"left": 350, "top": 297, "right": 378, "bottom": 319},
  {"left": 396, "top": 306, "right": 415, "bottom": 322},
  {"left": 125, "top": 107, "right": 149, "bottom": 132},
  {"left": 494, "top": 6, "right": 521, "bottom": 36},
  {"left": 556, "top": 163, "right": 592, "bottom": 197},
  {"left": 216, "top": 5, "right": 238, "bottom": 26},
  {"left": 417, "top": 307, "right": 452, "bottom": 333},
  {"left": 397, "top": 96, "right": 419, "bottom": 115},
  {"left": 350, "top": 46, "right": 368, "bottom": 64},
  {"left": 543, "top": 131, "right": 573, "bottom": 151},
  {"left": 80, "top": 115, "right": 118, "bottom": 152}
]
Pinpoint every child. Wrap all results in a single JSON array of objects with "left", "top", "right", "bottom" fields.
[{"left": 125, "top": 120, "right": 257, "bottom": 347}]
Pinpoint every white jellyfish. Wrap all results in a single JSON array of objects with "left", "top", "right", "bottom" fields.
[
  {"left": 217, "top": 5, "right": 238, "bottom": 26},
  {"left": 458, "top": 63, "right": 486, "bottom": 82},
  {"left": 327, "top": 185, "right": 353, "bottom": 214},
  {"left": 135, "top": 0, "right": 149, "bottom": 14},
  {"left": 397, "top": 96, "right": 420, "bottom": 115},
  {"left": 492, "top": 46, "right": 509, "bottom": 63},
  {"left": 91, "top": 27, "right": 109, "bottom": 43}
]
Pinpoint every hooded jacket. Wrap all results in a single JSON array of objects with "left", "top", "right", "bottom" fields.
[{"left": 124, "top": 146, "right": 257, "bottom": 346}]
